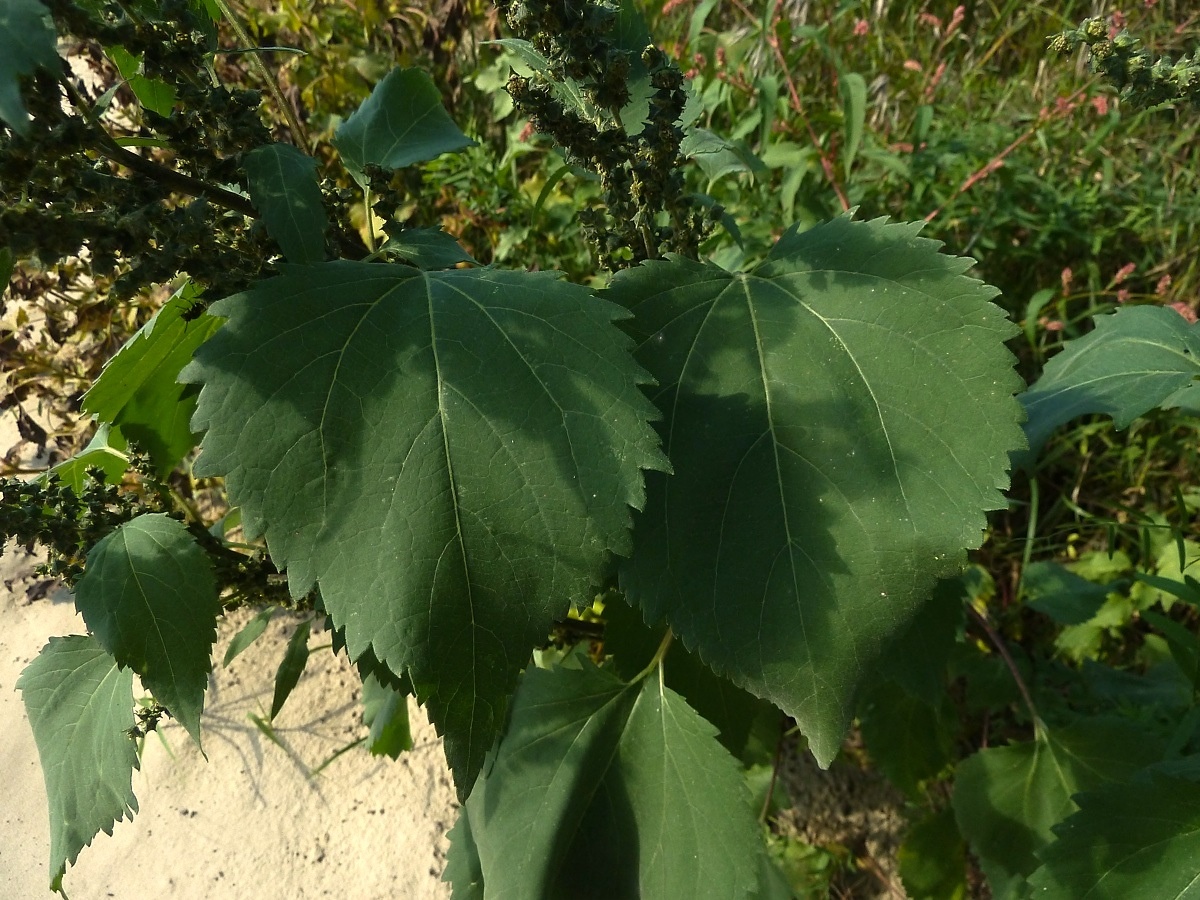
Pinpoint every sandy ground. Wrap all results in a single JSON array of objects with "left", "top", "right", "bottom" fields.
[{"left": 0, "top": 409, "right": 457, "bottom": 900}]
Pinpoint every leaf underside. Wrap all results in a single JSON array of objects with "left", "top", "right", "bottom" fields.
[
  {"left": 17, "top": 635, "right": 139, "bottom": 892},
  {"left": 182, "top": 261, "right": 665, "bottom": 795},
  {"left": 455, "top": 664, "right": 761, "bottom": 900},
  {"left": 609, "top": 214, "right": 1025, "bottom": 765},
  {"left": 73, "top": 513, "right": 220, "bottom": 744},
  {"left": 1020, "top": 305, "right": 1200, "bottom": 463}
]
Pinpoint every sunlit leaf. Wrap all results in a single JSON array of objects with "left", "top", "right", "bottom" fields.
[
  {"left": 17, "top": 636, "right": 139, "bottom": 892},
  {"left": 333, "top": 67, "right": 476, "bottom": 181}
]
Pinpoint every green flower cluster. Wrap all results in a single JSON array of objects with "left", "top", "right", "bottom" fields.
[
  {"left": 498, "top": 0, "right": 713, "bottom": 268},
  {"left": 1050, "top": 17, "right": 1200, "bottom": 108}
]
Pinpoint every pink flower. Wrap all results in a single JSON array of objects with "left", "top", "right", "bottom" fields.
[
  {"left": 918, "top": 12, "right": 941, "bottom": 30},
  {"left": 1170, "top": 301, "right": 1198, "bottom": 323},
  {"left": 903, "top": 59, "right": 923, "bottom": 72},
  {"left": 1156, "top": 274, "right": 1173, "bottom": 295},
  {"left": 1039, "top": 317, "right": 1065, "bottom": 332},
  {"left": 662, "top": 0, "right": 690, "bottom": 13},
  {"left": 853, "top": 18, "right": 869, "bottom": 36},
  {"left": 1061, "top": 267, "right": 1074, "bottom": 295},
  {"left": 1091, "top": 95, "right": 1109, "bottom": 115},
  {"left": 947, "top": 6, "right": 965, "bottom": 36},
  {"left": 1113, "top": 262, "right": 1136, "bottom": 284},
  {"left": 1116, "top": 288, "right": 1131, "bottom": 303}
]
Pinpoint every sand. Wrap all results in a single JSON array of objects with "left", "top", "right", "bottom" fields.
[{"left": 0, "top": 409, "right": 456, "bottom": 900}]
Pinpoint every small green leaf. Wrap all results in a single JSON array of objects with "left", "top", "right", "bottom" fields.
[
  {"left": 611, "top": 215, "right": 1025, "bottom": 766},
  {"left": 953, "top": 718, "right": 1166, "bottom": 895},
  {"left": 243, "top": 143, "right": 328, "bottom": 264},
  {"left": 859, "top": 680, "right": 954, "bottom": 797},
  {"left": 73, "top": 513, "right": 220, "bottom": 744},
  {"left": 82, "top": 281, "right": 222, "bottom": 474},
  {"left": 223, "top": 606, "right": 276, "bottom": 667},
  {"left": 839, "top": 72, "right": 867, "bottom": 179},
  {"left": 380, "top": 226, "right": 477, "bottom": 269},
  {"left": 0, "top": 0, "right": 59, "bottom": 136},
  {"left": 333, "top": 67, "right": 476, "bottom": 181},
  {"left": 361, "top": 673, "right": 412, "bottom": 758},
  {"left": 1022, "top": 560, "right": 1112, "bottom": 624},
  {"left": 460, "top": 663, "right": 761, "bottom": 900},
  {"left": 106, "top": 46, "right": 177, "bottom": 116},
  {"left": 444, "top": 813, "right": 485, "bottom": 900},
  {"left": 46, "top": 422, "right": 130, "bottom": 493},
  {"left": 1029, "top": 768, "right": 1200, "bottom": 899},
  {"left": 270, "top": 617, "right": 312, "bottom": 720},
  {"left": 1020, "top": 305, "right": 1200, "bottom": 463},
  {"left": 681, "top": 128, "right": 765, "bottom": 185},
  {"left": 898, "top": 808, "right": 967, "bottom": 900},
  {"left": 17, "top": 635, "right": 139, "bottom": 893}
]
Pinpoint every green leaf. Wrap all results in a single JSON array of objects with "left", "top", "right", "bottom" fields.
[
  {"left": 859, "top": 680, "right": 954, "bottom": 797},
  {"left": 603, "top": 594, "right": 767, "bottom": 757},
  {"left": 1022, "top": 560, "right": 1112, "bottom": 624},
  {"left": 1020, "top": 305, "right": 1200, "bottom": 462},
  {"left": 0, "top": 0, "right": 58, "bottom": 136},
  {"left": 333, "top": 67, "right": 476, "bottom": 181},
  {"left": 898, "top": 808, "right": 967, "bottom": 900},
  {"left": 361, "top": 673, "right": 412, "bottom": 758},
  {"left": 17, "top": 635, "right": 139, "bottom": 892},
  {"left": 459, "top": 663, "right": 761, "bottom": 900},
  {"left": 73, "top": 513, "right": 220, "bottom": 744},
  {"left": 243, "top": 143, "right": 328, "bottom": 264},
  {"left": 681, "top": 127, "right": 765, "bottom": 186},
  {"left": 82, "top": 281, "right": 222, "bottom": 474},
  {"left": 1029, "top": 769, "right": 1200, "bottom": 899},
  {"left": 223, "top": 606, "right": 276, "bottom": 667},
  {"left": 380, "top": 226, "right": 477, "bottom": 269},
  {"left": 46, "top": 422, "right": 130, "bottom": 493},
  {"left": 839, "top": 72, "right": 867, "bottom": 179},
  {"left": 610, "top": 215, "right": 1025, "bottom": 765},
  {"left": 876, "top": 574, "right": 967, "bottom": 704},
  {"left": 952, "top": 718, "right": 1166, "bottom": 895},
  {"left": 270, "top": 617, "right": 312, "bottom": 720},
  {"left": 182, "top": 261, "right": 665, "bottom": 795},
  {"left": 444, "top": 813, "right": 485, "bottom": 899},
  {"left": 107, "top": 46, "right": 177, "bottom": 116}
]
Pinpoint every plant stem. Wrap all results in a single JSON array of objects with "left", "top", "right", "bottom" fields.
[
  {"left": 633, "top": 627, "right": 675, "bottom": 683},
  {"left": 59, "top": 73, "right": 259, "bottom": 218},
  {"left": 211, "top": 0, "right": 310, "bottom": 149},
  {"left": 968, "top": 603, "right": 1043, "bottom": 736}
]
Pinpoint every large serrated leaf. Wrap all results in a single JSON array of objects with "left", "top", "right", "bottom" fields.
[
  {"left": 458, "top": 664, "right": 761, "bottom": 900},
  {"left": 952, "top": 718, "right": 1166, "bottom": 897},
  {"left": 1028, "top": 768, "right": 1200, "bottom": 900},
  {"left": 610, "top": 215, "right": 1025, "bottom": 765},
  {"left": 17, "top": 635, "right": 139, "bottom": 892},
  {"left": 82, "top": 281, "right": 222, "bottom": 474},
  {"left": 181, "top": 261, "right": 666, "bottom": 795},
  {"left": 1020, "top": 305, "right": 1200, "bottom": 462},
  {"left": 0, "top": 0, "right": 59, "bottom": 136},
  {"left": 73, "top": 513, "right": 220, "bottom": 744},
  {"left": 244, "top": 143, "right": 328, "bottom": 265},
  {"left": 333, "top": 67, "right": 476, "bottom": 181}
]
